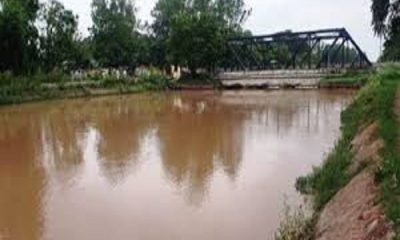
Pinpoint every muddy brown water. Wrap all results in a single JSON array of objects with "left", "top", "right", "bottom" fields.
[{"left": 0, "top": 90, "right": 354, "bottom": 240}]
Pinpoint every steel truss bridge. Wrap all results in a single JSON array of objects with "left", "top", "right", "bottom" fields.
[{"left": 222, "top": 28, "right": 372, "bottom": 72}]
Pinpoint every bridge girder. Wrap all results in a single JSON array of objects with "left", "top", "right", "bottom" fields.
[{"left": 223, "top": 28, "right": 372, "bottom": 71}]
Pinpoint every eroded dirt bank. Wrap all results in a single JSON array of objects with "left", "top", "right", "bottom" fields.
[
  {"left": 277, "top": 65, "right": 400, "bottom": 240},
  {"left": 315, "top": 123, "right": 391, "bottom": 240},
  {"left": 314, "top": 85, "right": 400, "bottom": 240}
]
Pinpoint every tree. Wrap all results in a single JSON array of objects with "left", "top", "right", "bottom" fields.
[
  {"left": 151, "top": 0, "right": 185, "bottom": 38},
  {"left": 91, "top": 0, "right": 139, "bottom": 68},
  {"left": 214, "top": 0, "right": 251, "bottom": 31},
  {"left": 371, "top": 0, "right": 400, "bottom": 61},
  {"left": 381, "top": 16, "right": 400, "bottom": 61},
  {"left": 39, "top": 0, "right": 79, "bottom": 71},
  {"left": 371, "top": 0, "right": 391, "bottom": 37},
  {"left": 73, "top": 37, "right": 93, "bottom": 69},
  {"left": 0, "top": 0, "right": 39, "bottom": 73},
  {"left": 169, "top": 10, "right": 225, "bottom": 74},
  {"left": 152, "top": 0, "right": 250, "bottom": 76},
  {"left": 151, "top": 0, "right": 185, "bottom": 68}
]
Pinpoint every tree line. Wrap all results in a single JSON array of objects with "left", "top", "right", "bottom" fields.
[
  {"left": 0, "top": 0, "right": 250, "bottom": 75},
  {"left": 1, "top": 0, "right": 399, "bottom": 77}
]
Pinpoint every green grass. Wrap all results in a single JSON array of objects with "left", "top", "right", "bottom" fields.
[
  {"left": 320, "top": 69, "right": 373, "bottom": 85},
  {"left": 296, "top": 64, "right": 400, "bottom": 221},
  {"left": 0, "top": 71, "right": 172, "bottom": 105},
  {"left": 275, "top": 201, "right": 314, "bottom": 240},
  {"left": 297, "top": 76, "right": 381, "bottom": 210},
  {"left": 375, "top": 64, "right": 400, "bottom": 234},
  {"left": 176, "top": 73, "right": 219, "bottom": 86}
]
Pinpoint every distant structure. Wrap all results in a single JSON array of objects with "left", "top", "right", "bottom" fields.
[{"left": 222, "top": 28, "right": 372, "bottom": 72}]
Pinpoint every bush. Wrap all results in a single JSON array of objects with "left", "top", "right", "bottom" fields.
[
  {"left": 276, "top": 201, "right": 314, "bottom": 240},
  {"left": 321, "top": 69, "right": 373, "bottom": 85},
  {"left": 177, "top": 72, "right": 218, "bottom": 86},
  {"left": 0, "top": 69, "right": 173, "bottom": 105},
  {"left": 136, "top": 72, "right": 171, "bottom": 90}
]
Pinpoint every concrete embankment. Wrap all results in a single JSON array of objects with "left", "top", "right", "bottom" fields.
[{"left": 218, "top": 69, "right": 362, "bottom": 89}]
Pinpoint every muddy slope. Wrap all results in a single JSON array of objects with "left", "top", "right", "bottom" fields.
[{"left": 314, "top": 123, "right": 391, "bottom": 240}]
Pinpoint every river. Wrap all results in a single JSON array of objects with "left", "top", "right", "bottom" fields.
[{"left": 0, "top": 90, "right": 354, "bottom": 240}]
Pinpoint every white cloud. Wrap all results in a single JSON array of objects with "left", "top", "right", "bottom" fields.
[{"left": 60, "top": 0, "right": 381, "bottom": 61}]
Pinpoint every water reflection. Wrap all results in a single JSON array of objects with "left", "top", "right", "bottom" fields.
[
  {"left": 95, "top": 101, "right": 151, "bottom": 185},
  {"left": 41, "top": 107, "right": 87, "bottom": 183},
  {"left": 0, "top": 112, "right": 45, "bottom": 240},
  {"left": 0, "top": 90, "right": 354, "bottom": 240},
  {"left": 157, "top": 94, "right": 245, "bottom": 204}
]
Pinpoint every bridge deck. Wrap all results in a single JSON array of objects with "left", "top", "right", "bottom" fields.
[{"left": 219, "top": 69, "right": 337, "bottom": 88}]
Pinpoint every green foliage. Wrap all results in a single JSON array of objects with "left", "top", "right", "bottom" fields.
[
  {"left": 0, "top": 72, "right": 47, "bottom": 104},
  {"left": 73, "top": 38, "right": 93, "bottom": 69},
  {"left": 151, "top": 0, "right": 250, "bottom": 74},
  {"left": 151, "top": 0, "right": 185, "bottom": 67},
  {"left": 371, "top": 0, "right": 390, "bottom": 36},
  {"left": 136, "top": 71, "right": 171, "bottom": 90},
  {"left": 0, "top": 69, "right": 172, "bottom": 105},
  {"left": 321, "top": 69, "right": 373, "bottom": 85},
  {"left": 151, "top": 0, "right": 185, "bottom": 37},
  {"left": 39, "top": 0, "right": 79, "bottom": 71},
  {"left": 371, "top": 0, "right": 400, "bottom": 61},
  {"left": 381, "top": 17, "right": 400, "bottom": 61},
  {"left": 169, "top": 10, "right": 225, "bottom": 74},
  {"left": 374, "top": 64, "right": 400, "bottom": 233},
  {"left": 0, "top": 0, "right": 39, "bottom": 73},
  {"left": 0, "top": 0, "right": 251, "bottom": 74},
  {"left": 91, "top": 0, "right": 140, "bottom": 68},
  {"left": 177, "top": 72, "right": 216, "bottom": 85},
  {"left": 296, "top": 140, "right": 352, "bottom": 210}
]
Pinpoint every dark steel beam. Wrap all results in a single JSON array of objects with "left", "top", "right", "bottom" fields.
[
  {"left": 317, "top": 37, "right": 340, "bottom": 68},
  {"left": 343, "top": 31, "right": 372, "bottom": 66},
  {"left": 225, "top": 28, "right": 372, "bottom": 71},
  {"left": 299, "top": 39, "right": 321, "bottom": 68},
  {"left": 228, "top": 44, "right": 247, "bottom": 71},
  {"left": 228, "top": 28, "right": 346, "bottom": 42}
]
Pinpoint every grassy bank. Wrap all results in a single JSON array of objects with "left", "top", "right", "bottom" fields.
[
  {"left": 278, "top": 64, "right": 400, "bottom": 239},
  {"left": 0, "top": 71, "right": 172, "bottom": 105},
  {"left": 376, "top": 65, "right": 400, "bottom": 235},
  {"left": 319, "top": 69, "right": 373, "bottom": 87},
  {"left": 174, "top": 73, "right": 221, "bottom": 89}
]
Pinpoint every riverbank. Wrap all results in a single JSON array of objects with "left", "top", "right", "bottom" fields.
[
  {"left": 219, "top": 69, "right": 370, "bottom": 90},
  {"left": 277, "top": 64, "right": 400, "bottom": 240},
  {"left": 0, "top": 70, "right": 370, "bottom": 106},
  {"left": 0, "top": 72, "right": 171, "bottom": 105}
]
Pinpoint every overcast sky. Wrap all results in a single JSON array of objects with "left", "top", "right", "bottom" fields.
[{"left": 60, "top": 0, "right": 381, "bottom": 61}]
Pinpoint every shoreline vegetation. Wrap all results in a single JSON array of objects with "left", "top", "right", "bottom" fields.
[
  {"left": 0, "top": 0, "right": 376, "bottom": 107},
  {"left": 0, "top": 70, "right": 172, "bottom": 105},
  {"left": 277, "top": 63, "right": 400, "bottom": 240},
  {"left": 0, "top": 69, "right": 370, "bottom": 106}
]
